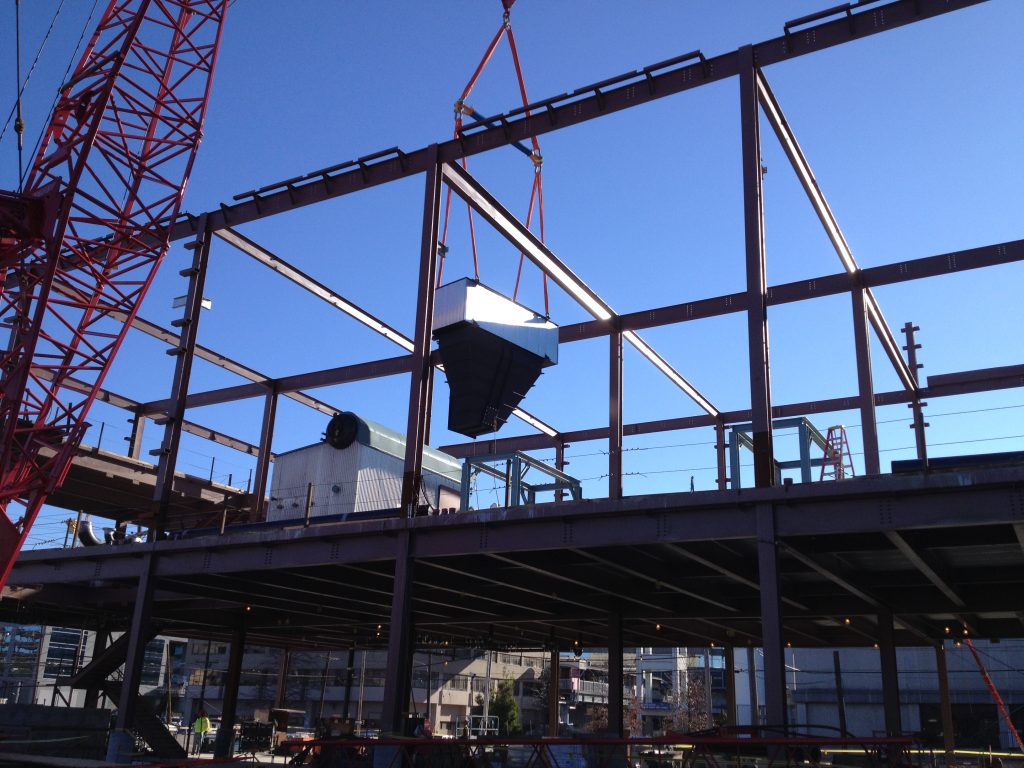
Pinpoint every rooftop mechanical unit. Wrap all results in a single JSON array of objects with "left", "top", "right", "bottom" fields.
[
  {"left": 267, "top": 412, "right": 462, "bottom": 521},
  {"left": 433, "top": 278, "right": 558, "bottom": 438}
]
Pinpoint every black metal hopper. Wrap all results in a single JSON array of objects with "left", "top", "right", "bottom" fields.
[{"left": 433, "top": 279, "right": 558, "bottom": 438}]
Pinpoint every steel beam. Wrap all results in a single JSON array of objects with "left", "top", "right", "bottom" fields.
[
  {"left": 167, "top": 0, "right": 991, "bottom": 243},
  {"left": 10, "top": 467, "right": 1024, "bottom": 585},
  {"left": 401, "top": 152, "right": 441, "bottom": 514},
  {"left": 214, "top": 621, "right": 247, "bottom": 758},
  {"left": 852, "top": 289, "right": 881, "bottom": 475},
  {"left": 560, "top": 238, "right": 1024, "bottom": 343},
  {"left": 440, "top": 358, "right": 1024, "bottom": 459},
  {"left": 877, "top": 611, "right": 902, "bottom": 736},
  {"left": 756, "top": 71, "right": 916, "bottom": 392},
  {"left": 739, "top": 47, "right": 774, "bottom": 488},
  {"left": 152, "top": 220, "right": 213, "bottom": 534},
  {"left": 715, "top": 419, "right": 728, "bottom": 491},
  {"left": 380, "top": 530, "right": 415, "bottom": 735},
  {"left": 441, "top": 160, "right": 719, "bottom": 417},
  {"left": 755, "top": 503, "right": 786, "bottom": 731},
  {"left": 884, "top": 531, "right": 966, "bottom": 608},
  {"left": 608, "top": 610, "right": 624, "bottom": 736},
  {"left": 216, "top": 227, "right": 412, "bottom": 349},
  {"left": 124, "top": 313, "right": 335, "bottom": 417},
  {"left": 935, "top": 644, "right": 956, "bottom": 768},
  {"left": 141, "top": 355, "right": 414, "bottom": 413},
  {"left": 106, "top": 552, "right": 156, "bottom": 763},
  {"left": 609, "top": 328, "right": 623, "bottom": 500},
  {"left": 46, "top": 278, "right": 343, "bottom": 418},
  {"left": 902, "top": 323, "right": 929, "bottom": 462},
  {"left": 215, "top": 228, "right": 559, "bottom": 439},
  {"left": 251, "top": 391, "right": 278, "bottom": 518}
]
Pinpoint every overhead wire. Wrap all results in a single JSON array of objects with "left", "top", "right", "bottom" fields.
[
  {"left": 2, "top": 0, "right": 69, "bottom": 185},
  {"left": 18, "top": 0, "right": 100, "bottom": 190}
]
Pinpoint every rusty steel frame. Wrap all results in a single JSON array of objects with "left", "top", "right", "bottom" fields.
[{"left": 5, "top": 0, "right": 1015, "bottom": 745}]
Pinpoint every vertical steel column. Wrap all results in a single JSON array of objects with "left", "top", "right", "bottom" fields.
[
  {"left": 725, "top": 645, "right": 737, "bottom": 726},
  {"left": 716, "top": 420, "right": 728, "bottom": 491},
  {"left": 798, "top": 421, "right": 812, "bottom": 483},
  {"left": 105, "top": 554, "right": 156, "bottom": 762},
  {"left": 125, "top": 414, "right": 146, "bottom": 460},
  {"left": 935, "top": 644, "right": 956, "bottom": 768},
  {"left": 833, "top": 650, "right": 848, "bottom": 736},
  {"left": 609, "top": 327, "right": 623, "bottom": 500},
  {"left": 214, "top": 622, "right": 247, "bottom": 758},
  {"left": 739, "top": 46, "right": 774, "bottom": 488},
  {"left": 756, "top": 502, "right": 787, "bottom": 731},
  {"left": 460, "top": 462, "right": 472, "bottom": 512},
  {"left": 555, "top": 441, "right": 566, "bottom": 502},
  {"left": 729, "top": 430, "right": 741, "bottom": 490},
  {"left": 852, "top": 289, "right": 881, "bottom": 474},
  {"left": 877, "top": 611, "right": 902, "bottom": 736},
  {"left": 250, "top": 390, "right": 278, "bottom": 520},
  {"left": 342, "top": 647, "right": 356, "bottom": 719},
  {"left": 275, "top": 647, "right": 290, "bottom": 709},
  {"left": 746, "top": 646, "right": 759, "bottom": 727},
  {"left": 84, "top": 623, "right": 108, "bottom": 708},
  {"left": 903, "top": 322, "right": 929, "bottom": 463},
  {"left": 548, "top": 648, "right": 560, "bottom": 736},
  {"left": 380, "top": 530, "right": 416, "bottom": 735},
  {"left": 607, "top": 611, "right": 623, "bottom": 736},
  {"left": 401, "top": 149, "right": 442, "bottom": 515},
  {"left": 151, "top": 218, "right": 213, "bottom": 533}
]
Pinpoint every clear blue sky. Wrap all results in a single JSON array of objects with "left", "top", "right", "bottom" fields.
[{"left": 2, "top": 0, "right": 1021, "bottom": 544}]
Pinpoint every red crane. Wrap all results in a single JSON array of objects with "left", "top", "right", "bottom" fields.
[{"left": 0, "top": 0, "right": 228, "bottom": 589}]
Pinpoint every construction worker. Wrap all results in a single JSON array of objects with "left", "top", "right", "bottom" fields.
[{"left": 192, "top": 710, "right": 211, "bottom": 755}]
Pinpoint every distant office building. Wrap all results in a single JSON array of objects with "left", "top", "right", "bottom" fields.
[
  {"left": 0, "top": 623, "right": 186, "bottom": 711},
  {"left": 180, "top": 643, "right": 552, "bottom": 736}
]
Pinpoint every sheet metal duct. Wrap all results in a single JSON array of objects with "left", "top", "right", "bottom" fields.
[{"left": 433, "top": 278, "right": 557, "bottom": 438}]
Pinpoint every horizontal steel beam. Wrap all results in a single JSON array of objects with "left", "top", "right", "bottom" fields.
[
  {"left": 440, "top": 359, "right": 1024, "bottom": 457},
  {"left": 756, "top": 70, "right": 917, "bottom": 392},
  {"left": 8, "top": 465, "right": 1022, "bottom": 585},
  {"left": 215, "top": 228, "right": 560, "bottom": 437},
  {"left": 141, "top": 355, "right": 415, "bottom": 412},
  {"left": 215, "top": 229, "right": 413, "bottom": 351},
  {"left": 166, "top": 0, "right": 988, "bottom": 242},
  {"left": 560, "top": 238, "right": 1024, "bottom": 343},
  {"left": 34, "top": 369, "right": 265, "bottom": 457},
  {"left": 441, "top": 160, "right": 720, "bottom": 417}
]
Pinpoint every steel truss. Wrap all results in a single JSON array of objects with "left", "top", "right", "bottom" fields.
[{"left": 0, "top": 0, "right": 227, "bottom": 586}]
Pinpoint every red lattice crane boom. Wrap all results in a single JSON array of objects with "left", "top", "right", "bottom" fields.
[{"left": 0, "top": 0, "right": 228, "bottom": 589}]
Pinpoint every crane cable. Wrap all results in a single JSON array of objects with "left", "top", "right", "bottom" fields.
[
  {"left": 436, "top": 0, "right": 550, "bottom": 317},
  {"left": 14, "top": 0, "right": 24, "bottom": 189},
  {"left": 2, "top": 0, "right": 69, "bottom": 189}
]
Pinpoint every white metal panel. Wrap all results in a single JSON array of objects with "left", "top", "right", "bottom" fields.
[
  {"left": 433, "top": 278, "right": 558, "bottom": 364},
  {"left": 267, "top": 442, "right": 359, "bottom": 521},
  {"left": 269, "top": 440, "right": 461, "bottom": 520}
]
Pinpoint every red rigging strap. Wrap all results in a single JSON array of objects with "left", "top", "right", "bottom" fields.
[{"left": 437, "top": 1, "right": 549, "bottom": 315}]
